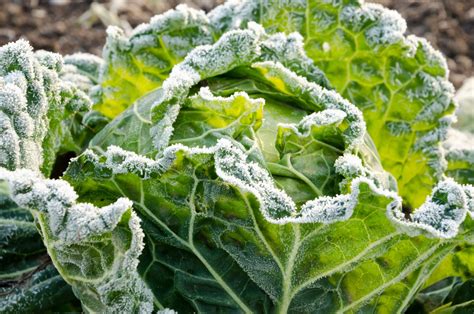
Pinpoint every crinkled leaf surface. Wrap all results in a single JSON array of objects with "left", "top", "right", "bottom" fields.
[
  {"left": 0, "top": 184, "right": 78, "bottom": 313},
  {"left": 209, "top": 0, "right": 457, "bottom": 210},
  {"left": 0, "top": 42, "right": 96, "bottom": 312},
  {"left": 0, "top": 40, "right": 92, "bottom": 176},
  {"left": 96, "top": 5, "right": 215, "bottom": 118},
  {"left": 0, "top": 168, "right": 153, "bottom": 313},
  {"left": 66, "top": 25, "right": 473, "bottom": 313},
  {"left": 58, "top": 53, "right": 109, "bottom": 158},
  {"left": 66, "top": 137, "right": 466, "bottom": 313}
]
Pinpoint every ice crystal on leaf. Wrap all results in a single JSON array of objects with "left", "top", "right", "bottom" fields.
[
  {"left": 1, "top": 0, "right": 473, "bottom": 313},
  {"left": 0, "top": 168, "right": 153, "bottom": 313},
  {"left": 0, "top": 40, "right": 91, "bottom": 175},
  {"left": 62, "top": 19, "right": 473, "bottom": 313},
  {"left": 96, "top": 4, "right": 214, "bottom": 117},
  {"left": 208, "top": 0, "right": 458, "bottom": 210}
]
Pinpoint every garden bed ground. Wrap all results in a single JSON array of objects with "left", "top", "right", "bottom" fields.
[{"left": 0, "top": 0, "right": 472, "bottom": 88}]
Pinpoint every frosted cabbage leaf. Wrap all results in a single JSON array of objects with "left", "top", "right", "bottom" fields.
[{"left": 65, "top": 25, "right": 473, "bottom": 313}]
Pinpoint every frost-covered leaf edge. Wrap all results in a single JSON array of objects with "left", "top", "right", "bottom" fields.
[{"left": 0, "top": 167, "right": 154, "bottom": 313}]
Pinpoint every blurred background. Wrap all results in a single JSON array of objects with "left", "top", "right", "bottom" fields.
[{"left": 0, "top": 0, "right": 472, "bottom": 88}]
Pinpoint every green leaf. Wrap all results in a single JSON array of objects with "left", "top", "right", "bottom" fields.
[
  {"left": 0, "top": 168, "right": 153, "bottom": 313},
  {"left": 0, "top": 40, "right": 92, "bottom": 176},
  {"left": 170, "top": 87, "right": 264, "bottom": 147},
  {"left": 412, "top": 279, "right": 474, "bottom": 314},
  {"left": 96, "top": 5, "right": 215, "bottom": 118},
  {"left": 0, "top": 185, "right": 79, "bottom": 313},
  {"left": 65, "top": 137, "right": 463, "bottom": 313},
  {"left": 407, "top": 277, "right": 462, "bottom": 313},
  {"left": 56, "top": 53, "right": 109, "bottom": 165},
  {"left": 0, "top": 264, "right": 79, "bottom": 314},
  {"left": 210, "top": 0, "right": 457, "bottom": 210},
  {"left": 0, "top": 42, "right": 96, "bottom": 312},
  {"left": 425, "top": 245, "right": 474, "bottom": 288},
  {"left": 65, "top": 17, "right": 472, "bottom": 313}
]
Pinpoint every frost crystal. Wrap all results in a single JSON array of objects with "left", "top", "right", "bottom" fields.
[
  {"left": 388, "top": 178, "right": 469, "bottom": 238},
  {"left": 149, "top": 23, "right": 265, "bottom": 151},
  {"left": 97, "top": 4, "right": 215, "bottom": 116},
  {"left": 149, "top": 24, "right": 365, "bottom": 153},
  {"left": 252, "top": 61, "right": 366, "bottom": 147},
  {"left": 0, "top": 40, "right": 92, "bottom": 174},
  {"left": 80, "top": 138, "right": 402, "bottom": 227},
  {"left": 0, "top": 167, "right": 154, "bottom": 313},
  {"left": 208, "top": 0, "right": 258, "bottom": 31}
]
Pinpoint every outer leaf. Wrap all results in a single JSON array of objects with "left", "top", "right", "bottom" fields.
[
  {"left": 0, "top": 168, "right": 153, "bottom": 313},
  {"left": 407, "top": 277, "right": 462, "bottom": 313},
  {"left": 414, "top": 279, "right": 474, "bottom": 314},
  {"left": 58, "top": 53, "right": 109, "bottom": 157},
  {"left": 0, "top": 41, "right": 93, "bottom": 312},
  {"left": 65, "top": 137, "right": 465, "bottom": 313},
  {"left": 0, "top": 184, "right": 78, "bottom": 313},
  {"left": 66, "top": 25, "right": 473, "bottom": 312},
  {"left": 209, "top": 0, "right": 458, "bottom": 210},
  {"left": 425, "top": 245, "right": 474, "bottom": 288},
  {"left": 96, "top": 5, "right": 215, "bottom": 118},
  {"left": 0, "top": 40, "right": 92, "bottom": 176},
  {"left": 0, "top": 265, "right": 79, "bottom": 314}
]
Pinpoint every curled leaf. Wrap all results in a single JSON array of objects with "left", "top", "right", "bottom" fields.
[
  {"left": 0, "top": 40, "right": 92, "bottom": 175},
  {"left": 0, "top": 168, "right": 153, "bottom": 313}
]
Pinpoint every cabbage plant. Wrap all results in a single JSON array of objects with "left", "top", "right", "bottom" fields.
[{"left": 0, "top": 1, "right": 473, "bottom": 313}]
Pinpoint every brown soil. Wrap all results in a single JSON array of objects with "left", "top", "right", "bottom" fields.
[{"left": 0, "top": 0, "right": 472, "bottom": 88}]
